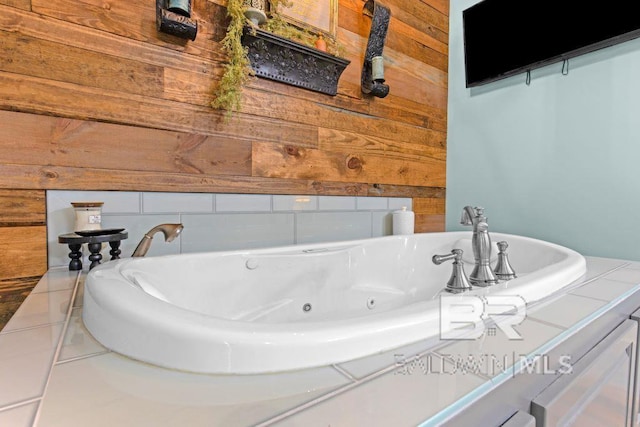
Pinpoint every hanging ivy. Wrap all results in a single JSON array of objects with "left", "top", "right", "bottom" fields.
[
  {"left": 211, "top": 0, "right": 345, "bottom": 118},
  {"left": 211, "top": 0, "right": 252, "bottom": 117}
]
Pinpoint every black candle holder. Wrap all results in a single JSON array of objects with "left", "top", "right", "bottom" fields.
[{"left": 58, "top": 231, "right": 128, "bottom": 271}]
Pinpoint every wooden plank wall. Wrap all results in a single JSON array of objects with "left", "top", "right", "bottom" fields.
[
  {"left": 0, "top": 190, "right": 46, "bottom": 330},
  {"left": 0, "top": 0, "right": 448, "bottom": 204},
  {"left": 0, "top": 0, "right": 448, "bottom": 321}
]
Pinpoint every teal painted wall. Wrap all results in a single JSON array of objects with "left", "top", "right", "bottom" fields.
[{"left": 447, "top": 0, "right": 640, "bottom": 261}]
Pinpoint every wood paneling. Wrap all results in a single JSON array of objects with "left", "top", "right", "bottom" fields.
[
  {"left": 0, "top": 32, "right": 164, "bottom": 97},
  {"left": 0, "top": 111, "right": 252, "bottom": 177},
  {"left": 0, "top": 0, "right": 29, "bottom": 11},
  {"left": 0, "top": 0, "right": 449, "bottom": 199},
  {"left": 413, "top": 196, "right": 446, "bottom": 232},
  {"left": 0, "top": 277, "right": 40, "bottom": 331},
  {"left": 0, "top": 189, "right": 46, "bottom": 324},
  {"left": 0, "top": 226, "right": 47, "bottom": 280},
  {"left": 252, "top": 142, "right": 445, "bottom": 187},
  {"left": 0, "top": 163, "right": 446, "bottom": 198},
  {"left": 0, "top": 190, "right": 45, "bottom": 226}
]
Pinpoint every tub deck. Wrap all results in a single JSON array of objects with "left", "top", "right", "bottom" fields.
[{"left": 2, "top": 256, "right": 640, "bottom": 426}]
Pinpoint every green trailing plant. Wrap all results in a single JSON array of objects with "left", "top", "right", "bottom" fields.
[
  {"left": 212, "top": 0, "right": 345, "bottom": 117},
  {"left": 211, "top": 0, "right": 252, "bottom": 117}
]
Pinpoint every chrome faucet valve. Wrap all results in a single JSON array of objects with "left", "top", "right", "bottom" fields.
[
  {"left": 494, "top": 241, "right": 517, "bottom": 280},
  {"left": 432, "top": 249, "right": 473, "bottom": 294},
  {"left": 460, "top": 205, "right": 499, "bottom": 286}
]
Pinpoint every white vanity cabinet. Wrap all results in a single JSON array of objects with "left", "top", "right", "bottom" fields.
[
  {"left": 531, "top": 319, "right": 637, "bottom": 426},
  {"left": 442, "top": 292, "right": 640, "bottom": 427}
]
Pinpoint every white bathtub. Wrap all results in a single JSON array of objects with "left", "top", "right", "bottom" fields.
[{"left": 82, "top": 232, "right": 586, "bottom": 374}]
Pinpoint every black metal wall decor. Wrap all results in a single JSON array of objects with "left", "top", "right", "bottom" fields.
[
  {"left": 361, "top": 0, "right": 391, "bottom": 98},
  {"left": 156, "top": 0, "right": 198, "bottom": 41},
  {"left": 241, "top": 27, "right": 350, "bottom": 96}
]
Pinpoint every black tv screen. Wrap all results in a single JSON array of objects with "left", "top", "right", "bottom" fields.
[{"left": 463, "top": 0, "right": 640, "bottom": 87}]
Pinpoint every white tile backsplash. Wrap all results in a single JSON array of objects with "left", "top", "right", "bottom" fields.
[
  {"left": 47, "top": 191, "right": 141, "bottom": 214},
  {"left": 46, "top": 191, "right": 410, "bottom": 268},
  {"left": 318, "top": 196, "right": 356, "bottom": 211},
  {"left": 143, "top": 192, "right": 213, "bottom": 213},
  {"left": 181, "top": 213, "right": 295, "bottom": 252},
  {"left": 356, "top": 196, "right": 388, "bottom": 210},
  {"left": 215, "top": 194, "right": 271, "bottom": 212},
  {"left": 273, "top": 195, "right": 318, "bottom": 211},
  {"left": 372, "top": 211, "right": 393, "bottom": 237},
  {"left": 297, "top": 212, "right": 373, "bottom": 244},
  {"left": 388, "top": 198, "right": 412, "bottom": 210}
]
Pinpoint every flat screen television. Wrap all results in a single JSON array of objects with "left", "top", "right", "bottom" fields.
[{"left": 463, "top": 0, "right": 640, "bottom": 87}]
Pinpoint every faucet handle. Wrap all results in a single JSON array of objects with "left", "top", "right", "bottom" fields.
[
  {"left": 432, "top": 249, "right": 472, "bottom": 293},
  {"left": 494, "top": 241, "right": 517, "bottom": 280},
  {"left": 432, "top": 248, "right": 464, "bottom": 265}
]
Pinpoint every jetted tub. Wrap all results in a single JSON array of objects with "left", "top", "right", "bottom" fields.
[{"left": 83, "top": 232, "right": 586, "bottom": 374}]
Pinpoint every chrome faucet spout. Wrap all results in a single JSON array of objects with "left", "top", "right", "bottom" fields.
[
  {"left": 132, "top": 223, "right": 183, "bottom": 257},
  {"left": 461, "top": 205, "right": 477, "bottom": 227},
  {"left": 460, "top": 206, "right": 498, "bottom": 286}
]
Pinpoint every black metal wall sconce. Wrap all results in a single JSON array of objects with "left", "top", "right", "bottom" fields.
[
  {"left": 361, "top": 0, "right": 391, "bottom": 98},
  {"left": 156, "top": 0, "right": 198, "bottom": 41}
]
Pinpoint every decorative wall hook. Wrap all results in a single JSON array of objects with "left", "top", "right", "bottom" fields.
[
  {"left": 361, "top": 0, "right": 391, "bottom": 98},
  {"left": 156, "top": 0, "right": 198, "bottom": 41}
]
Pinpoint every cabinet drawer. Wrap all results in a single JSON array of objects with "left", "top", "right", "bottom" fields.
[{"left": 531, "top": 319, "right": 637, "bottom": 426}]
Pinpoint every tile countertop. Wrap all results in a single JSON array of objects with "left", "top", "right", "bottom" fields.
[{"left": 1, "top": 257, "right": 640, "bottom": 426}]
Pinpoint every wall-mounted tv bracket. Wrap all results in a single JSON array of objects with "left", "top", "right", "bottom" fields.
[
  {"left": 525, "top": 58, "right": 570, "bottom": 86},
  {"left": 361, "top": 0, "right": 391, "bottom": 98},
  {"left": 156, "top": 0, "right": 198, "bottom": 41}
]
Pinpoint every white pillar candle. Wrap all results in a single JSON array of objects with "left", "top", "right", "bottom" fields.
[
  {"left": 372, "top": 56, "right": 385, "bottom": 81},
  {"left": 71, "top": 202, "right": 103, "bottom": 232},
  {"left": 392, "top": 206, "right": 414, "bottom": 235}
]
